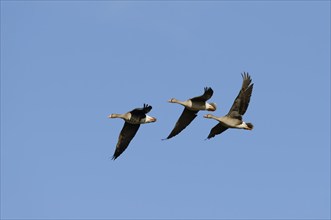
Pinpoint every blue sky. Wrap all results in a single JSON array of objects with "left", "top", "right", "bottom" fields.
[{"left": 1, "top": 1, "right": 330, "bottom": 219}]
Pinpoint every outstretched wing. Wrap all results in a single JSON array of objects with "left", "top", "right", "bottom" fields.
[
  {"left": 112, "top": 122, "right": 140, "bottom": 160},
  {"left": 206, "top": 122, "right": 228, "bottom": 139},
  {"left": 129, "top": 104, "right": 152, "bottom": 123},
  {"left": 164, "top": 108, "right": 198, "bottom": 140},
  {"left": 228, "top": 72, "right": 254, "bottom": 116},
  {"left": 191, "top": 87, "right": 214, "bottom": 102},
  {"left": 142, "top": 104, "right": 152, "bottom": 114},
  {"left": 131, "top": 104, "right": 152, "bottom": 115}
]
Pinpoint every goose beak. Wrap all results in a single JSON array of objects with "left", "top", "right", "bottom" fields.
[
  {"left": 108, "top": 114, "right": 113, "bottom": 118},
  {"left": 150, "top": 117, "right": 157, "bottom": 122}
]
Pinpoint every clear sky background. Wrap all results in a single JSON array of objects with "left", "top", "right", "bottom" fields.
[{"left": 1, "top": 1, "right": 330, "bottom": 219}]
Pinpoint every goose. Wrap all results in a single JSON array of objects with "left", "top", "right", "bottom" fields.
[
  {"left": 164, "top": 87, "right": 217, "bottom": 140},
  {"left": 204, "top": 72, "right": 254, "bottom": 139},
  {"left": 108, "top": 104, "right": 156, "bottom": 160}
]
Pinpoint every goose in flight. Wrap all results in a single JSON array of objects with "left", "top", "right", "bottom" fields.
[
  {"left": 204, "top": 72, "right": 254, "bottom": 139},
  {"left": 164, "top": 87, "right": 217, "bottom": 140},
  {"left": 108, "top": 104, "right": 156, "bottom": 160}
]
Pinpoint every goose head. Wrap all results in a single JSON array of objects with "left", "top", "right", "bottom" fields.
[
  {"left": 168, "top": 98, "right": 188, "bottom": 107},
  {"left": 203, "top": 114, "right": 215, "bottom": 119},
  {"left": 168, "top": 98, "right": 178, "bottom": 103},
  {"left": 108, "top": 114, "right": 117, "bottom": 118},
  {"left": 108, "top": 113, "right": 130, "bottom": 120}
]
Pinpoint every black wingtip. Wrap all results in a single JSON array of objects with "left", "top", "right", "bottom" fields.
[
  {"left": 143, "top": 103, "right": 152, "bottom": 113},
  {"left": 112, "top": 151, "right": 120, "bottom": 160},
  {"left": 162, "top": 135, "right": 172, "bottom": 141},
  {"left": 242, "top": 72, "right": 251, "bottom": 79},
  {"left": 204, "top": 86, "right": 213, "bottom": 91}
]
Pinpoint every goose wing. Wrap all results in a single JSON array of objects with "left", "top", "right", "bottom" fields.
[
  {"left": 131, "top": 104, "right": 152, "bottom": 115},
  {"left": 129, "top": 104, "right": 152, "bottom": 123},
  {"left": 191, "top": 87, "right": 214, "bottom": 102},
  {"left": 165, "top": 108, "right": 198, "bottom": 139},
  {"left": 112, "top": 122, "right": 140, "bottom": 160},
  {"left": 206, "top": 122, "right": 228, "bottom": 139},
  {"left": 141, "top": 104, "right": 152, "bottom": 114},
  {"left": 228, "top": 73, "right": 254, "bottom": 116}
]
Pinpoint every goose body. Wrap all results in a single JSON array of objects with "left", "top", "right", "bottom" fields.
[
  {"left": 108, "top": 104, "right": 156, "bottom": 160},
  {"left": 109, "top": 112, "right": 156, "bottom": 124},
  {"left": 169, "top": 99, "right": 216, "bottom": 111},
  {"left": 204, "top": 73, "right": 254, "bottom": 139},
  {"left": 164, "top": 87, "right": 216, "bottom": 140}
]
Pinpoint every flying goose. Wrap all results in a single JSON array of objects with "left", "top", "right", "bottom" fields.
[
  {"left": 108, "top": 104, "right": 156, "bottom": 160},
  {"left": 204, "top": 72, "right": 254, "bottom": 139},
  {"left": 164, "top": 87, "right": 217, "bottom": 140}
]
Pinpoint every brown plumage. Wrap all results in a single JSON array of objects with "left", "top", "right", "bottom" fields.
[
  {"left": 205, "top": 73, "right": 254, "bottom": 139},
  {"left": 164, "top": 87, "right": 216, "bottom": 140},
  {"left": 108, "top": 104, "right": 156, "bottom": 160}
]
